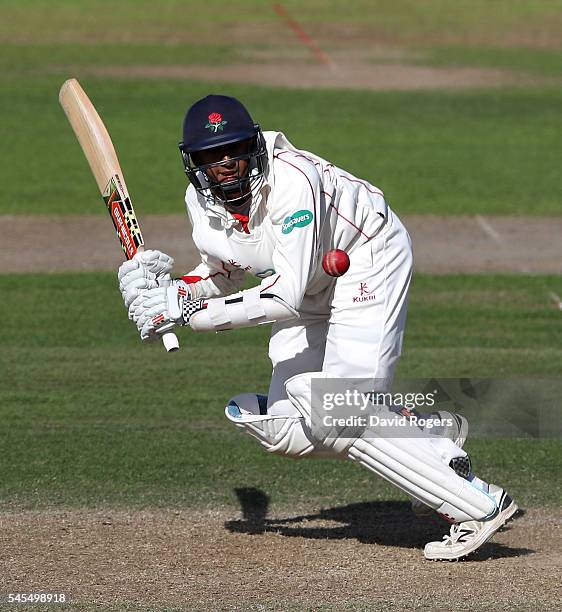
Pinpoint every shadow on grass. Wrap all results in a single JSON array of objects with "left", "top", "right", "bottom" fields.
[{"left": 224, "top": 487, "right": 533, "bottom": 560}]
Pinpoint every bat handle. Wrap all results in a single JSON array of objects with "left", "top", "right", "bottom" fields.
[{"left": 162, "top": 331, "right": 180, "bottom": 352}]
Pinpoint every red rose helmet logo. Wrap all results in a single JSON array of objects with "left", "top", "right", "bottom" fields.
[{"left": 206, "top": 112, "right": 228, "bottom": 132}]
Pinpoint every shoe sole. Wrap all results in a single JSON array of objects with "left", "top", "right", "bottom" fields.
[{"left": 424, "top": 493, "right": 519, "bottom": 561}]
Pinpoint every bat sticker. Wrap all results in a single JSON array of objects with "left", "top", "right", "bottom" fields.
[{"left": 103, "top": 175, "right": 144, "bottom": 259}]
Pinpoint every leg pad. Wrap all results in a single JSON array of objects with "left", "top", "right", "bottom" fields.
[{"left": 225, "top": 394, "right": 341, "bottom": 459}]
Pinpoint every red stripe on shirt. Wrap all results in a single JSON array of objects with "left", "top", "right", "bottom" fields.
[
  {"left": 339, "top": 174, "right": 384, "bottom": 197},
  {"left": 180, "top": 259, "right": 236, "bottom": 285},
  {"left": 180, "top": 271, "right": 224, "bottom": 284},
  {"left": 321, "top": 190, "right": 371, "bottom": 240},
  {"left": 260, "top": 274, "right": 281, "bottom": 293},
  {"left": 330, "top": 202, "right": 371, "bottom": 240}
]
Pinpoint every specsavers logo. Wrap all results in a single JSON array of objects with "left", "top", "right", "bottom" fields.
[{"left": 282, "top": 210, "right": 313, "bottom": 235}]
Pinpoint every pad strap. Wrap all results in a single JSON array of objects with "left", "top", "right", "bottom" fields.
[
  {"left": 207, "top": 297, "right": 230, "bottom": 326},
  {"left": 243, "top": 289, "right": 266, "bottom": 320}
]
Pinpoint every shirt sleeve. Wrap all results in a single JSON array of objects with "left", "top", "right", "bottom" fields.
[
  {"left": 255, "top": 151, "right": 324, "bottom": 309},
  {"left": 178, "top": 252, "right": 246, "bottom": 299}
]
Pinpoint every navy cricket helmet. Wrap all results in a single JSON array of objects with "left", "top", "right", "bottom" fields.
[{"left": 178, "top": 95, "right": 267, "bottom": 207}]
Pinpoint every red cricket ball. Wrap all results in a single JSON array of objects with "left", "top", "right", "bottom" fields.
[{"left": 322, "top": 249, "right": 350, "bottom": 277}]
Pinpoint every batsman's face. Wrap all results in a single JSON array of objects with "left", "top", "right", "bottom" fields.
[{"left": 195, "top": 141, "right": 250, "bottom": 188}]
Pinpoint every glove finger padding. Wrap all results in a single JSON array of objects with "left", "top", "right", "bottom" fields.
[
  {"left": 122, "top": 278, "right": 160, "bottom": 310},
  {"left": 134, "top": 287, "right": 180, "bottom": 340},
  {"left": 137, "top": 306, "right": 168, "bottom": 333},
  {"left": 128, "top": 293, "right": 149, "bottom": 323},
  {"left": 118, "top": 259, "right": 140, "bottom": 286},
  {"left": 118, "top": 251, "right": 173, "bottom": 305},
  {"left": 139, "top": 323, "right": 168, "bottom": 343},
  {"left": 140, "top": 321, "right": 170, "bottom": 342},
  {"left": 128, "top": 288, "right": 166, "bottom": 322},
  {"left": 136, "top": 249, "right": 174, "bottom": 276},
  {"left": 140, "top": 289, "right": 168, "bottom": 307},
  {"left": 119, "top": 265, "right": 150, "bottom": 293},
  {"left": 119, "top": 262, "right": 172, "bottom": 291}
]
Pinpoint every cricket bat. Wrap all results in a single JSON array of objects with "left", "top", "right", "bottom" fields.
[{"left": 59, "top": 78, "right": 179, "bottom": 352}]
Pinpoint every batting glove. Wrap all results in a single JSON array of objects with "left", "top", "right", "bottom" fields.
[
  {"left": 136, "top": 249, "right": 175, "bottom": 276},
  {"left": 118, "top": 249, "right": 175, "bottom": 311},
  {"left": 133, "top": 284, "right": 206, "bottom": 342},
  {"left": 128, "top": 278, "right": 194, "bottom": 324}
]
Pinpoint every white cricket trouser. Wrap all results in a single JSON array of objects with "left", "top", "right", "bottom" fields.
[{"left": 268, "top": 211, "right": 413, "bottom": 416}]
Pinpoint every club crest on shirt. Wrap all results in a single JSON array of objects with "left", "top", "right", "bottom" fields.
[{"left": 282, "top": 210, "right": 313, "bottom": 235}]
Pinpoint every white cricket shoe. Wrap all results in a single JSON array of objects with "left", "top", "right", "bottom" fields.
[
  {"left": 423, "top": 484, "right": 518, "bottom": 561},
  {"left": 411, "top": 411, "right": 469, "bottom": 516}
]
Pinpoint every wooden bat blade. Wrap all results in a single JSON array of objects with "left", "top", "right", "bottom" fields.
[
  {"left": 59, "top": 79, "right": 124, "bottom": 195},
  {"left": 59, "top": 78, "right": 144, "bottom": 259}
]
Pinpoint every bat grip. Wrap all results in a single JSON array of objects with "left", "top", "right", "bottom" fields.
[{"left": 162, "top": 330, "right": 180, "bottom": 352}]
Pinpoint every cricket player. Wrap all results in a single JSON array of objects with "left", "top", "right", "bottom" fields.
[{"left": 118, "top": 95, "right": 518, "bottom": 560}]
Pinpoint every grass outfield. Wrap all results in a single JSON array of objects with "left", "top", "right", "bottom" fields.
[
  {"left": 1, "top": 273, "right": 560, "bottom": 511},
  {"left": 2, "top": 0, "right": 562, "bottom": 45},
  {"left": 2, "top": 2, "right": 562, "bottom": 217},
  {"left": 4, "top": 75, "right": 562, "bottom": 216}
]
